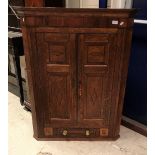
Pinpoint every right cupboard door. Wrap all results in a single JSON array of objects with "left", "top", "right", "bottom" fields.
[{"left": 78, "top": 33, "right": 119, "bottom": 129}]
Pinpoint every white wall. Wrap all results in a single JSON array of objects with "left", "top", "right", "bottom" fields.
[
  {"left": 111, "top": 0, "right": 133, "bottom": 8},
  {"left": 66, "top": 0, "right": 80, "bottom": 8},
  {"left": 107, "top": 0, "right": 111, "bottom": 8},
  {"left": 66, "top": 0, "right": 99, "bottom": 8},
  {"left": 66, "top": 0, "right": 133, "bottom": 9},
  {"left": 80, "top": 0, "right": 99, "bottom": 8}
]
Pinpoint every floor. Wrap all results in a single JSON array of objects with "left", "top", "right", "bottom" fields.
[{"left": 8, "top": 92, "right": 147, "bottom": 155}]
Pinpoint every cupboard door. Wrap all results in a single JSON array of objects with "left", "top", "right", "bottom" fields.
[
  {"left": 35, "top": 33, "right": 77, "bottom": 129},
  {"left": 78, "top": 33, "right": 118, "bottom": 128}
]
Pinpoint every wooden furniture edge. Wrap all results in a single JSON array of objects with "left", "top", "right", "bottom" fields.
[
  {"left": 33, "top": 135, "right": 120, "bottom": 141},
  {"left": 121, "top": 116, "right": 147, "bottom": 136},
  {"left": 13, "top": 7, "right": 138, "bottom": 18}
]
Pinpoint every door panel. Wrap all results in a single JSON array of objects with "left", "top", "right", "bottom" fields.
[
  {"left": 35, "top": 32, "right": 118, "bottom": 130},
  {"left": 48, "top": 74, "right": 70, "bottom": 119},
  {"left": 78, "top": 33, "right": 118, "bottom": 127},
  {"left": 36, "top": 33, "right": 77, "bottom": 127},
  {"left": 85, "top": 75, "right": 103, "bottom": 119}
]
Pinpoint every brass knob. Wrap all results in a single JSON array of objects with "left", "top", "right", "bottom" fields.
[
  {"left": 86, "top": 130, "right": 90, "bottom": 136},
  {"left": 63, "top": 130, "right": 68, "bottom": 136}
]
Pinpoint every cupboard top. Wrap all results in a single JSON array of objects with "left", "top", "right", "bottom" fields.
[
  {"left": 14, "top": 7, "right": 137, "bottom": 17},
  {"left": 14, "top": 7, "right": 137, "bottom": 28}
]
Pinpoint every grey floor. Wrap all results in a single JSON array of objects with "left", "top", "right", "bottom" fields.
[{"left": 8, "top": 92, "right": 147, "bottom": 155}]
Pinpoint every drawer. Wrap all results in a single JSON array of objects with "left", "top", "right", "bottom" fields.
[{"left": 44, "top": 128, "right": 109, "bottom": 138}]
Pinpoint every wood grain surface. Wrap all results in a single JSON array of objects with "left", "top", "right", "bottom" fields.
[{"left": 14, "top": 7, "right": 137, "bottom": 140}]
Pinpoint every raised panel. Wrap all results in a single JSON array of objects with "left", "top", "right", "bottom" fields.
[
  {"left": 87, "top": 45, "right": 109, "bottom": 64},
  {"left": 82, "top": 73, "right": 111, "bottom": 127},
  {"left": 45, "top": 34, "right": 69, "bottom": 64},
  {"left": 48, "top": 75, "right": 70, "bottom": 119},
  {"left": 49, "top": 45, "right": 66, "bottom": 63},
  {"left": 85, "top": 76, "right": 103, "bottom": 119}
]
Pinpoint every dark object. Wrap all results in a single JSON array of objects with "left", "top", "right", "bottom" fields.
[
  {"left": 123, "top": 0, "right": 147, "bottom": 130},
  {"left": 15, "top": 7, "right": 136, "bottom": 140},
  {"left": 133, "top": 0, "right": 147, "bottom": 20},
  {"left": 123, "top": 23, "right": 147, "bottom": 125},
  {"left": 25, "top": 0, "right": 65, "bottom": 7},
  {"left": 45, "top": 0, "right": 65, "bottom": 7},
  {"left": 8, "top": 31, "right": 24, "bottom": 104},
  {"left": 8, "top": 3, "right": 32, "bottom": 109},
  {"left": 99, "top": 0, "right": 107, "bottom": 8},
  {"left": 8, "top": 6, "right": 21, "bottom": 30},
  {"left": 8, "top": 3, "right": 26, "bottom": 105}
]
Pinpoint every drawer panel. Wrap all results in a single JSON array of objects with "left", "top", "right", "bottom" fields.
[
  {"left": 54, "top": 128, "right": 99, "bottom": 138},
  {"left": 44, "top": 128, "right": 109, "bottom": 138}
]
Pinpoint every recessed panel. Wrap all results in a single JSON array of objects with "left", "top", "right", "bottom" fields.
[
  {"left": 87, "top": 46, "right": 106, "bottom": 63},
  {"left": 48, "top": 75, "right": 70, "bottom": 119},
  {"left": 49, "top": 45, "right": 66, "bottom": 63},
  {"left": 85, "top": 76, "right": 103, "bottom": 119}
]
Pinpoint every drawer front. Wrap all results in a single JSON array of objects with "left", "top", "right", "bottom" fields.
[{"left": 44, "top": 128, "right": 109, "bottom": 138}]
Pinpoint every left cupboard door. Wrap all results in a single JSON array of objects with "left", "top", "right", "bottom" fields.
[{"left": 31, "top": 32, "right": 77, "bottom": 137}]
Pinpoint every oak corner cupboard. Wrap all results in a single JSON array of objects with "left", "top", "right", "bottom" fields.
[{"left": 14, "top": 7, "right": 137, "bottom": 141}]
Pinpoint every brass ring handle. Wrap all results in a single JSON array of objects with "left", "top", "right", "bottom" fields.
[
  {"left": 86, "top": 130, "right": 90, "bottom": 136},
  {"left": 63, "top": 130, "right": 68, "bottom": 136}
]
